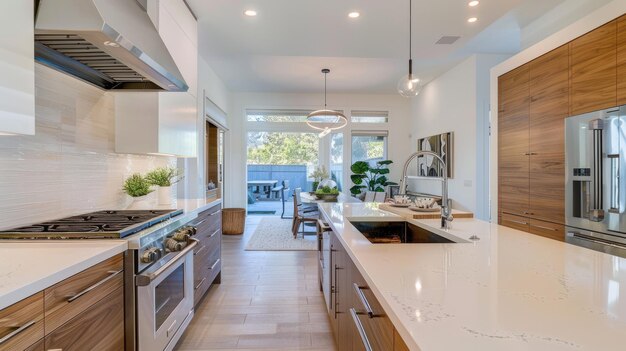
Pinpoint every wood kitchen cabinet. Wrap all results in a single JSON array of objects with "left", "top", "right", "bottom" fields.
[
  {"left": 617, "top": 14, "right": 626, "bottom": 106},
  {"left": 0, "top": 254, "right": 125, "bottom": 351},
  {"left": 529, "top": 44, "right": 569, "bottom": 224},
  {"left": 323, "top": 230, "right": 410, "bottom": 350},
  {"left": 498, "top": 44, "right": 569, "bottom": 239},
  {"left": 190, "top": 204, "right": 222, "bottom": 307},
  {"left": 498, "top": 64, "right": 530, "bottom": 218},
  {"left": 570, "top": 20, "right": 617, "bottom": 115}
]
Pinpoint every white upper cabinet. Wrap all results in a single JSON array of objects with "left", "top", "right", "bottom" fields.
[
  {"left": 148, "top": 0, "right": 198, "bottom": 97},
  {"left": 115, "top": 92, "right": 197, "bottom": 157},
  {"left": 0, "top": 0, "right": 35, "bottom": 135}
]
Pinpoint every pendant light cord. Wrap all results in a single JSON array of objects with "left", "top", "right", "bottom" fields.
[
  {"left": 409, "top": 0, "right": 412, "bottom": 61},
  {"left": 324, "top": 71, "right": 327, "bottom": 108}
]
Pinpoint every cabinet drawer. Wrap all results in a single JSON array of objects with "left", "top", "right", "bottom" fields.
[
  {"left": 24, "top": 338, "right": 43, "bottom": 351},
  {"left": 529, "top": 219, "right": 565, "bottom": 241},
  {"left": 0, "top": 293, "right": 44, "bottom": 351},
  {"left": 45, "top": 287, "right": 124, "bottom": 351},
  {"left": 44, "top": 254, "right": 124, "bottom": 334},
  {"left": 500, "top": 213, "right": 530, "bottom": 232}
]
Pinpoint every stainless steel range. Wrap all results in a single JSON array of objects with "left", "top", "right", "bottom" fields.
[{"left": 0, "top": 209, "right": 201, "bottom": 351}]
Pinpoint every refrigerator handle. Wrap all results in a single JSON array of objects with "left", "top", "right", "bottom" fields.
[{"left": 590, "top": 119, "right": 605, "bottom": 221}]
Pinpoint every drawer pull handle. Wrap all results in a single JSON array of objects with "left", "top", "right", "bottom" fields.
[
  {"left": 531, "top": 224, "right": 558, "bottom": 231},
  {"left": 353, "top": 283, "right": 375, "bottom": 318},
  {"left": 67, "top": 269, "right": 123, "bottom": 302},
  {"left": 209, "top": 210, "right": 222, "bottom": 216},
  {"left": 209, "top": 229, "right": 220, "bottom": 238},
  {"left": 194, "top": 245, "right": 206, "bottom": 256},
  {"left": 194, "top": 277, "right": 207, "bottom": 290},
  {"left": 350, "top": 308, "right": 373, "bottom": 351},
  {"left": 193, "top": 218, "right": 208, "bottom": 227},
  {"left": 0, "top": 320, "right": 36, "bottom": 345},
  {"left": 209, "top": 259, "right": 221, "bottom": 270},
  {"left": 504, "top": 219, "right": 528, "bottom": 226}
]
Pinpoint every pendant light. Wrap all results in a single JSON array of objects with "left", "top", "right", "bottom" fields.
[
  {"left": 307, "top": 69, "right": 348, "bottom": 138},
  {"left": 397, "top": 0, "right": 421, "bottom": 97}
]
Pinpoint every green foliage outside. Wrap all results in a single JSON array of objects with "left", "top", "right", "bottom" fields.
[
  {"left": 123, "top": 174, "right": 153, "bottom": 197},
  {"left": 349, "top": 160, "right": 398, "bottom": 195},
  {"left": 247, "top": 132, "right": 318, "bottom": 165},
  {"left": 145, "top": 167, "right": 182, "bottom": 187}
]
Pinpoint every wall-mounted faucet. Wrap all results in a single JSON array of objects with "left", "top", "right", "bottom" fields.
[{"left": 399, "top": 151, "right": 453, "bottom": 229}]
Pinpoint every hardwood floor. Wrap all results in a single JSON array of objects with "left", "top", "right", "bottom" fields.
[{"left": 175, "top": 216, "right": 337, "bottom": 351}]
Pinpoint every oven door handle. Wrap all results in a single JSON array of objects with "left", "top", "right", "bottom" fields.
[
  {"left": 136, "top": 238, "right": 199, "bottom": 286},
  {"left": 571, "top": 232, "right": 626, "bottom": 251}
]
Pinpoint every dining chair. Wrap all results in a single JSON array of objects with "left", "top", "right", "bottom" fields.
[
  {"left": 292, "top": 188, "right": 319, "bottom": 238},
  {"left": 280, "top": 180, "right": 292, "bottom": 219}
]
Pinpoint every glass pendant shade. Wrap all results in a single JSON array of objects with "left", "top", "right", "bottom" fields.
[{"left": 397, "top": 74, "right": 421, "bottom": 97}]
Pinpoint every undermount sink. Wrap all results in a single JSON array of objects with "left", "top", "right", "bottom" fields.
[{"left": 349, "top": 221, "right": 457, "bottom": 244}]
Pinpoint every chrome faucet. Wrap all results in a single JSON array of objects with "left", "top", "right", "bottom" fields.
[{"left": 399, "top": 151, "right": 453, "bottom": 229}]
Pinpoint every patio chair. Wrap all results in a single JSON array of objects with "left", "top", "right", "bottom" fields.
[
  {"left": 280, "top": 180, "right": 292, "bottom": 219},
  {"left": 292, "top": 188, "right": 319, "bottom": 238}
]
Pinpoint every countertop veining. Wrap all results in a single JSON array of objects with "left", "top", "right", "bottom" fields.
[{"left": 319, "top": 202, "right": 626, "bottom": 351}]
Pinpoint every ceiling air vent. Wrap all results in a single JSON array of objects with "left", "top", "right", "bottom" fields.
[{"left": 435, "top": 36, "right": 460, "bottom": 45}]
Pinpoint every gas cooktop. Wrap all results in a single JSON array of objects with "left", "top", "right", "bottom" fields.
[{"left": 0, "top": 209, "right": 183, "bottom": 239}]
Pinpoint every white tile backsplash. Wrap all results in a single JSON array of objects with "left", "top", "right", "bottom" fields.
[{"left": 0, "top": 65, "right": 175, "bottom": 230}]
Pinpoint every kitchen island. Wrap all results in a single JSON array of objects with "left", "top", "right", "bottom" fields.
[{"left": 319, "top": 202, "right": 626, "bottom": 351}]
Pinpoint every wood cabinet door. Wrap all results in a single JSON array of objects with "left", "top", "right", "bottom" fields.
[
  {"left": 0, "top": 293, "right": 44, "bottom": 351},
  {"left": 617, "top": 14, "right": 626, "bottom": 105},
  {"left": 529, "top": 219, "right": 565, "bottom": 242},
  {"left": 500, "top": 213, "right": 530, "bottom": 232},
  {"left": 44, "top": 287, "right": 124, "bottom": 351},
  {"left": 529, "top": 45, "right": 569, "bottom": 224},
  {"left": 570, "top": 20, "right": 617, "bottom": 115},
  {"left": 498, "top": 65, "right": 530, "bottom": 217}
]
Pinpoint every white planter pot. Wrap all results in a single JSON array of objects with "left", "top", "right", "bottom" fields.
[
  {"left": 157, "top": 186, "right": 172, "bottom": 206},
  {"left": 127, "top": 195, "right": 152, "bottom": 210}
]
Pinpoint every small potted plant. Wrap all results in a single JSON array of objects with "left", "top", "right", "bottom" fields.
[
  {"left": 349, "top": 160, "right": 398, "bottom": 200},
  {"left": 145, "top": 166, "right": 182, "bottom": 205},
  {"left": 309, "top": 166, "right": 329, "bottom": 192},
  {"left": 123, "top": 173, "right": 154, "bottom": 209}
]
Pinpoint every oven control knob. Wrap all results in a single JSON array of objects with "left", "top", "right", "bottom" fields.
[
  {"left": 141, "top": 247, "right": 163, "bottom": 263},
  {"left": 165, "top": 238, "right": 187, "bottom": 252}
]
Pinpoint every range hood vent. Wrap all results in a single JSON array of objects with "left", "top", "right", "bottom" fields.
[{"left": 35, "top": 0, "right": 188, "bottom": 92}]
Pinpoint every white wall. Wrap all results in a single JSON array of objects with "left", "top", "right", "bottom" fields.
[
  {"left": 0, "top": 66, "right": 176, "bottom": 230},
  {"left": 409, "top": 54, "right": 508, "bottom": 220},
  {"left": 489, "top": 0, "right": 626, "bottom": 221},
  {"left": 225, "top": 92, "right": 412, "bottom": 208}
]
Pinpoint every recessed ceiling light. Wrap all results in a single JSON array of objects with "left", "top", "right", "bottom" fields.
[
  {"left": 468, "top": 1, "right": 479, "bottom": 7},
  {"left": 467, "top": 17, "right": 478, "bottom": 23},
  {"left": 348, "top": 12, "right": 360, "bottom": 18},
  {"left": 244, "top": 10, "right": 257, "bottom": 17},
  {"left": 103, "top": 40, "right": 120, "bottom": 47}
]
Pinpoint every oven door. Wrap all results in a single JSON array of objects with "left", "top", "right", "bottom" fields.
[{"left": 136, "top": 239, "right": 197, "bottom": 351}]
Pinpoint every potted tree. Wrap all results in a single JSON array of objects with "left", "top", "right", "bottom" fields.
[
  {"left": 349, "top": 160, "right": 397, "bottom": 200},
  {"left": 123, "top": 173, "right": 154, "bottom": 209},
  {"left": 146, "top": 167, "right": 182, "bottom": 206}
]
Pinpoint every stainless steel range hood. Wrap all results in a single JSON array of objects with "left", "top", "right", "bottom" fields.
[{"left": 35, "top": 0, "right": 188, "bottom": 91}]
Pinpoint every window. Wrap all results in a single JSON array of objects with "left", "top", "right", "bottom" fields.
[
  {"left": 350, "top": 110, "right": 389, "bottom": 124},
  {"left": 246, "top": 109, "right": 311, "bottom": 122},
  {"left": 351, "top": 131, "right": 388, "bottom": 166},
  {"left": 330, "top": 133, "right": 344, "bottom": 191}
]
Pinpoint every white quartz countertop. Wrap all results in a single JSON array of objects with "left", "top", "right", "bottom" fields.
[
  {"left": 0, "top": 241, "right": 127, "bottom": 310},
  {"left": 318, "top": 203, "right": 626, "bottom": 351},
  {"left": 155, "top": 197, "right": 222, "bottom": 214}
]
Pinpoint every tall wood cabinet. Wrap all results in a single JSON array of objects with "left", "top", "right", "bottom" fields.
[
  {"left": 498, "top": 12, "right": 626, "bottom": 241},
  {"left": 569, "top": 20, "right": 617, "bottom": 115},
  {"left": 498, "top": 47, "right": 568, "bottom": 241}
]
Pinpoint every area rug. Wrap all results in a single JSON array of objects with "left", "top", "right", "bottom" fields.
[{"left": 245, "top": 217, "right": 317, "bottom": 251}]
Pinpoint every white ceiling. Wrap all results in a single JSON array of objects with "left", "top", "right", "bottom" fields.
[{"left": 187, "top": 0, "right": 567, "bottom": 94}]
